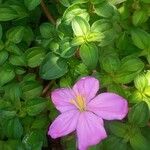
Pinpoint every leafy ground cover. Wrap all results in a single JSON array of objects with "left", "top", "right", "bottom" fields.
[{"left": 0, "top": 0, "right": 150, "bottom": 149}]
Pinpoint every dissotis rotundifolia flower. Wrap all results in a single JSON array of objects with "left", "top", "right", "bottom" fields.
[{"left": 48, "top": 77, "right": 128, "bottom": 150}]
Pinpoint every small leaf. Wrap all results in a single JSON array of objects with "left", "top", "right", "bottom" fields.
[
  {"left": 0, "top": 64, "right": 15, "bottom": 86},
  {"left": 103, "top": 136, "right": 127, "bottom": 150},
  {"left": 130, "top": 132, "right": 150, "bottom": 150},
  {"left": 63, "top": 5, "right": 89, "bottom": 24},
  {"left": 128, "top": 101, "right": 149, "bottom": 127},
  {"left": 109, "top": 121, "right": 128, "bottom": 138},
  {"left": 134, "top": 73, "right": 148, "bottom": 92},
  {"left": 22, "top": 130, "right": 44, "bottom": 150},
  {"left": 91, "top": 19, "right": 112, "bottom": 33},
  {"left": 80, "top": 43, "right": 98, "bottom": 70},
  {"left": 3, "top": 117, "right": 23, "bottom": 139},
  {"left": 0, "top": 5, "right": 18, "bottom": 21},
  {"left": 6, "top": 26, "right": 25, "bottom": 44},
  {"left": 71, "top": 16, "right": 90, "bottom": 36},
  {"left": 21, "top": 81, "right": 43, "bottom": 100},
  {"left": 9, "top": 54, "right": 27, "bottom": 66},
  {"left": 131, "top": 28, "right": 150, "bottom": 49},
  {"left": 25, "top": 47, "right": 46, "bottom": 68},
  {"left": 132, "top": 9, "right": 148, "bottom": 26},
  {"left": 26, "top": 97, "right": 47, "bottom": 116},
  {"left": 40, "top": 22, "right": 56, "bottom": 39},
  {"left": 94, "top": 2, "right": 116, "bottom": 18},
  {"left": 0, "top": 24, "right": 2, "bottom": 39},
  {"left": 0, "top": 51, "right": 8, "bottom": 65},
  {"left": 24, "top": 0, "right": 41, "bottom": 10},
  {"left": 40, "top": 52, "right": 68, "bottom": 80}
]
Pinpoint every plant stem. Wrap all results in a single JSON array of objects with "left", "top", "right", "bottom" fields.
[{"left": 41, "top": 0, "right": 56, "bottom": 25}]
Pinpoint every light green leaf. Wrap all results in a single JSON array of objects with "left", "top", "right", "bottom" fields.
[
  {"left": 132, "top": 9, "right": 148, "bottom": 26},
  {"left": 72, "top": 16, "right": 90, "bottom": 36},
  {"left": 131, "top": 28, "right": 150, "bottom": 50}
]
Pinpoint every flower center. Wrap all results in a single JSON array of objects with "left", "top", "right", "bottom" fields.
[{"left": 70, "top": 95, "right": 86, "bottom": 111}]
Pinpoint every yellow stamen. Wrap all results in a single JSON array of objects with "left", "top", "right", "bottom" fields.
[{"left": 70, "top": 95, "right": 86, "bottom": 111}]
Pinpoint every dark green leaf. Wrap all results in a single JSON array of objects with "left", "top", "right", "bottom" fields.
[
  {"left": 26, "top": 97, "right": 47, "bottom": 116},
  {"left": 0, "top": 5, "right": 18, "bottom": 21},
  {"left": 128, "top": 101, "right": 149, "bottom": 127}
]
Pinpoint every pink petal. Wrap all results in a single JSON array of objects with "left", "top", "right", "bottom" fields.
[
  {"left": 73, "top": 77, "right": 99, "bottom": 103},
  {"left": 51, "top": 88, "right": 77, "bottom": 112},
  {"left": 77, "top": 112, "right": 107, "bottom": 150},
  {"left": 48, "top": 110, "right": 80, "bottom": 139},
  {"left": 87, "top": 93, "right": 128, "bottom": 120}
]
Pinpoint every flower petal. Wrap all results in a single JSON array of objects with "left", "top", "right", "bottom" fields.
[
  {"left": 51, "top": 88, "right": 77, "bottom": 112},
  {"left": 48, "top": 110, "right": 80, "bottom": 139},
  {"left": 77, "top": 112, "right": 107, "bottom": 150},
  {"left": 87, "top": 93, "right": 128, "bottom": 120},
  {"left": 73, "top": 77, "right": 99, "bottom": 102}
]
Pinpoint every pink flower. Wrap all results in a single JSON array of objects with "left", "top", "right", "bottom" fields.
[{"left": 48, "top": 77, "right": 128, "bottom": 150}]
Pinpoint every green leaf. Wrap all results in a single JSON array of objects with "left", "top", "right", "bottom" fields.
[
  {"left": 128, "top": 101, "right": 149, "bottom": 127},
  {"left": 80, "top": 43, "right": 98, "bottom": 70},
  {"left": 6, "top": 43, "right": 23, "bottom": 55},
  {"left": 25, "top": 47, "right": 46, "bottom": 68},
  {"left": 6, "top": 26, "right": 25, "bottom": 44},
  {"left": 0, "top": 51, "right": 9, "bottom": 65},
  {"left": 3, "top": 117, "right": 23, "bottom": 139},
  {"left": 9, "top": 54, "right": 27, "bottom": 66},
  {"left": 0, "top": 5, "right": 18, "bottom": 21},
  {"left": 4, "top": 83, "right": 22, "bottom": 109},
  {"left": 130, "top": 132, "right": 150, "bottom": 150},
  {"left": 131, "top": 28, "right": 150, "bottom": 49},
  {"left": 103, "top": 136, "right": 127, "bottom": 150},
  {"left": 0, "top": 64, "right": 15, "bottom": 86},
  {"left": 71, "top": 16, "right": 90, "bottom": 36},
  {"left": 40, "top": 22, "right": 56, "bottom": 39},
  {"left": 114, "top": 56, "right": 144, "bottom": 84},
  {"left": 109, "top": 121, "right": 128, "bottom": 138},
  {"left": 31, "top": 115, "right": 48, "bottom": 129},
  {"left": 21, "top": 81, "right": 43, "bottom": 100},
  {"left": 24, "top": 0, "right": 41, "bottom": 10},
  {"left": 0, "top": 24, "right": 2, "bottom": 39},
  {"left": 86, "top": 32, "right": 104, "bottom": 42},
  {"left": 40, "top": 52, "right": 68, "bottom": 80},
  {"left": 99, "top": 49, "right": 120, "bottom": 73},
  {"left": 140, "top": 0, "right": 150, "bottom": 3},
  {"left": 0, "top": 110, "right": 16, "bottom": 119},
  {"left": 63, "top": 4, "right": 89, "bottom": 24},
  {"left": 94, "top": 2, "right": 116, "bottom": 18},
  {"left": 71, "top": 36, "right": 85, "bottom": 46},
  {"left": 26, "top": 97, "right": 47, "bottom": 116},
  {"left": 56, "top": 38, "right": 76, "bottom": 58},
  {"left": 132, "top": 9, "right": 148, "bottom": 26},
  {"left": 22, "top": 130, "right": 44, "bottom": 150},
  {"left": 91, "top": 19, "right": 112, "bottom": 33},
  {"left": 134, "top": 73, "right": 148, "bottom": 92},
  {"left": 6, "top": 140, "right": 25, "bottom": 150}
]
